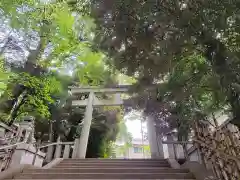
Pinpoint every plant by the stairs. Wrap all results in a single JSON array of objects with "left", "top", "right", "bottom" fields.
[{"left": 115, "top": 120, "right": 133, "bottom": 158}]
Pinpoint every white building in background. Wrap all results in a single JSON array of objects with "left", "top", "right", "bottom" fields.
[{"left": 115, "top": 138, "right": 151, "bottom": 159}]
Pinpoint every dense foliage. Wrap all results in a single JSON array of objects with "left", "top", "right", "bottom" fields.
[
  {"left": 83, "top": 0, "right": 240, "bottom": 138},
  {"left": 0, "top": 0, "right": 122, "bottom": 157}
]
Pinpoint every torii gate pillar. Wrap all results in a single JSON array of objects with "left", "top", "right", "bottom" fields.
[
  {"left": 78, "top": 91, "right": 94, "bottom": 158},
  {"left": 69, "top": 86, "right": 128, "bottom": 158},
  {"left": 147, "top": 115, "right": 164, "bottom": 158}
]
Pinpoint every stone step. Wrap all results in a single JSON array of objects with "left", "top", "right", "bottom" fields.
[
  {"left": 13, "top": 158, "right": 196, "bottom": 180},
  {"left": 16, "top": 172, "right": 195, "bottom": 179},
  {"left": 23, "top": 167, "right": 189, "bottom": 173},
  {"left": 55, "top": 163, "right": 170, "bottom": 168},
  {"left": 60, "top": 161, "right": 169, "bottom": 164},
  {"left": 61, "top": 160, "right": 168, "bottom": 163},
  {"left": 11, "top": 179, "right": 196, "bottom": 180},
  {"left": 60, "top": 160, "right": 168, "bottom": 164},
  {"left": 62, "top": 159, "right": 168, "bottom": 162}
]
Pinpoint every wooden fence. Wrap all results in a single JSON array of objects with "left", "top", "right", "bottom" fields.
[
  {"left": 195, "top": 121, "right": 240, "bottom": 180},
  {"left": 162, "top": 119, "right": 240, "bottom": 180}
]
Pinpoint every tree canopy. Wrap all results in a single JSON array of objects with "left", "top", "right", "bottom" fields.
[
  {"left": 0, "top": 0, "right": 123, "bottom": 157},
  {"left": 83, "top": 0, "right": 240, "bottom": 137}
]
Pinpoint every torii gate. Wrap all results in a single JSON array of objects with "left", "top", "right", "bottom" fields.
[
  {"left": 68, "top": 86, "right": 128, "bottom": 158},
  {"left": 68, "top": 85, "right": 164, "bottom": 159}
]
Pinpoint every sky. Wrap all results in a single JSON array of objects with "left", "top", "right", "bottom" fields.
[
  {"left": 124, "top": 110, "right": 147, "bottom": 139},
  {"left": 118, "top": 75, "right": 147, "bottom": 139},
  {"left": 126, "top": 119, "right": 147, "bottom": 139}
]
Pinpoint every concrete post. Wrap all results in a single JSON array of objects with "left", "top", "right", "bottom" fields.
[
  {"left": 63, "top": 145, "right": 71, "bottom": 158},
  {"left": 46, "top": 145, "right": 54, "bottom": 162},
  {"left": 46, "top": 121, "right": 54, "bottom": 162},
  {"left": 140, "top": 118, "right": 145, "bottom": 158},
  {"left": 16, "top": 128, "right": 23, "bottom": 142},
  {"left": 0, "top": 127, "right": 5, "bottom": 137},
  {"left": 19, "top": 116, "right": 35, "bottom": 143},
  {"left": 166, "top": 134, "right": 176, "bottom": 159},
  {"left": 72, "top": 138, "right": 79, "bottom": 158},
  {"left": 77, "top": 92, "right": 94, "bottom": 158},
  {"left": 23, "top": 131, "right": 31, "bottom": 143},
  {"left": 9, "top": 143, "right": 45, "bottom": 168},
  {"left": 147, "top": 116, "right": 164, "bottom": 158},
  {"left": 157, "top": 132, "right": 165, "bottom": 158},
  {"left": 54, "top": 136, "right": 61, "bottom": 158}
]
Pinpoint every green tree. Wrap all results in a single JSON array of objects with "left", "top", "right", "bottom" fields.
[
  {"left": 0, "top": 58, "right": 11, "bottom": 95},
  {"left": 0, "top": 0, "right": 124, "bottom": 159},
  {"left": 158, "top": 54, "right": 228, "bottom": 138},
  {"left": 86, "top": 0, "right": 240, "bottom": 131},
  {"left": 115, "top": 119, "right": 133, "bottom": 157},
  {"left": 0, "top": 0, "right": 106, "bottom": 124}
]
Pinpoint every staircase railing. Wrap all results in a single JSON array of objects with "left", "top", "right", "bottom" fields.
[
  {"left": 0, "top": 121, "right": 77, "bottom": 171},
  {"left": 1, "top": 139, "right": 75, "bottom": 171},
  {"left": 0, "top": 123, "right": 20, "bottom": 144},
  {"left": 0, "top": 142, "right": 25, "bottom": 171},
  {"left": 162, "top": 140, "right": 200, "bottom": 162},
  {"left": 163, "top": 120, "right": 240, "bottom": 180},
  {"left": 0, "top": 122, "right": 34, "bottom": 171},
  {"left": 0, "top": 130, "right": 33, "bottom": 172},
  {"left": 0, "top": 122, "right": 18, "bottom": 134},
  {"left": 34, "top": 141, "right": 75, "bottom": 165}
]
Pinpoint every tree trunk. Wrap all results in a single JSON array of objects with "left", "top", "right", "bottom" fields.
[
  {"left": 2, "top": 22, "right": 50, "bottom": 125},
  {"left": 0, "top": 37, "right": 11, "bottom": 55},
  {"left": 8, "top": 90, "right": 27, "bottom": 125}
]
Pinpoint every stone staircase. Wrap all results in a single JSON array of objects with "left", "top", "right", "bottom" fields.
[{"left": 11, "top": 159, "right": 195, "bottom": 179}]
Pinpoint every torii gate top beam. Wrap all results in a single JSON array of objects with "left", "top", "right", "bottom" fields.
[
  {"left": 68, "top": 85, "right": 159, "bottom": 107},
  {"left": 68, "top": 86, "right": 130, "bottom": 107},
  {"left": 68, "top": 85, "right": 129, "bottom": 94}
]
